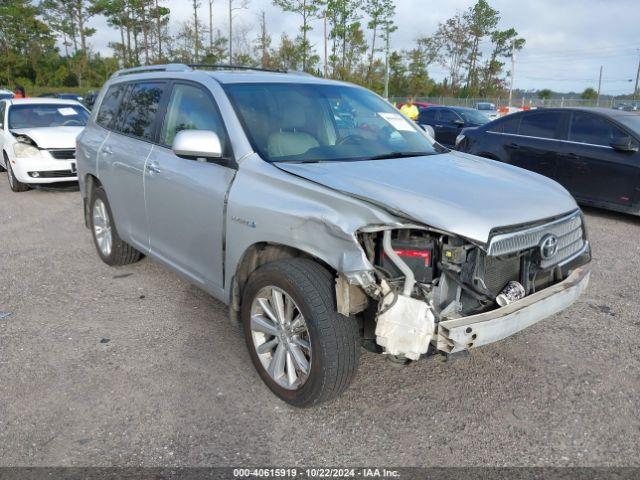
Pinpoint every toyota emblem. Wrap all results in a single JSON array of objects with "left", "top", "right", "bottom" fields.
[{"left": 540, "top": 234, "right": 559, "bottom": 259}]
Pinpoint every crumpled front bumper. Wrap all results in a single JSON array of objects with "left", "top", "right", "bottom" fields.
[{"left": 437, "top": 266, "right": 590, "bottom": 354}]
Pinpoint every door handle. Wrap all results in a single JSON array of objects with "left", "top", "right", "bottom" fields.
[
  {"left": 102, "top": 146, "right": 113, "bottom": 156},
  {"left": 562, "top": 153, "right": 579, "bottom": 160},
  {"left": 146, "top": 161, "right": 161, "bottom": 174},
  {"left": 507, "top": 143, "right": 520, "bottom": 150},
  {"left": 435, "top": 124, "right": 443, "bottom": 128}
]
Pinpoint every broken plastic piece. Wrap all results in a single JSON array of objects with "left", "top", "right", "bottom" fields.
[{"left": 375, "top": 282, "right": 435, "bottom": 361}]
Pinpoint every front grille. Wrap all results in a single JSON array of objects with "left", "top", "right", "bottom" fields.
[
  {"left": 48, "top": 149, "right": 76, "bottom": 160},
  {"left": 29, "top": 170, "right": 76, "bottom": 178},
  {"left": 487, "top": 212, "right": 585, "bottom": 268}
]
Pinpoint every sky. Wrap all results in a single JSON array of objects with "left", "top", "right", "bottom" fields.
[{"left": 89, "top": 0, "right": 640, "bottom": 95}]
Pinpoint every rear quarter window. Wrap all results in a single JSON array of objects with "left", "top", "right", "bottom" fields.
[
  {"left": 487, "top": 115, "right": 520, "bottom": 134},
  {"left": 96, "top": 84, "right": 126, "bottom": 128}
]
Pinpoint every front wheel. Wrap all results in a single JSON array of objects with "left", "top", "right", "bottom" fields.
[
  {"left": 242, "top": 258, "right": 360, "bottom": 407},
  {"left": 6, "top": 158, "right": 29, "bottom": 192}
]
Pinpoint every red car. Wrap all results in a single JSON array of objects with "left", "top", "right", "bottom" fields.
[{"left": 396, "top": 101, "right": 434, "bottom": 109}]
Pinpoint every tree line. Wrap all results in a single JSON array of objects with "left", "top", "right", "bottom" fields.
[{"left": 0, "top": 0, "right": 524, "bottom": 97}]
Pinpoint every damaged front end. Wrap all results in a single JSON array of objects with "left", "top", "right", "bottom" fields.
[{"left": 341, "top": 212, "right": 591, "bottom": 362}]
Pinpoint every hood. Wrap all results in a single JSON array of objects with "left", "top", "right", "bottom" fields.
[
  {"left": 276, "top": 152, "right": 578, "bottom": 244},
  {"left": 11, "top": 126, "right": 83, "bottom": 149}
]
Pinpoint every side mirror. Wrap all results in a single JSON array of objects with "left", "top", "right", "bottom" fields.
[
  {"left": 610, "top": 136, "right": 639, "bottom": 153},
  {"left": 172, "top": 129, "right": 223, "bottom": 160}
]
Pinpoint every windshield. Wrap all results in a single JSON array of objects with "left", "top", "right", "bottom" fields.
[
  {"left": 476, "top": 103, "right": 495, "bottom": 111},
  {"left": 8, "top": 103, "right": 89, "bottom": 129},
  {"left": 224, "top": 83, "right": 444, "bottom": 163},
  {"left": 459, "top": 109, "right": 490, "bottom": 124}
]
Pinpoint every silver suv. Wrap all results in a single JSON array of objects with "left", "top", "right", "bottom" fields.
[{"left": 77, "top": 64, "right": 591, "bottom": 407}]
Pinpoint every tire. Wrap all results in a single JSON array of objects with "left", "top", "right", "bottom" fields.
[
  {"left": 242, "top": 258, "right": 360, "bottom": 407},
  {"left": 5, "top": 156, "right": 29, "bottom": 192},
  {"left": 89, "top": 185, "right": 142, "bottom": 266}
]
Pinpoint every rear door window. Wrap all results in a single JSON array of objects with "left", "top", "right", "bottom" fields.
[
  {"left": 116, "top": 82, "right": 165, "bottom": 141},
  {"left": 418, "top": 109, "right": 437, "bottom": 124},
  {"left": 519, "top": 112, "right": 561, "bottom": 139},
  {"left": 502, "top": 115, "right": 520, "bottom": 134},
  {"left": 96, "top": 84, "right": 126, "bottom": 128},
  {"left": 0, "top": 102, "right": 6, "bottom": 128},
  {"left": 439, "top": 109, "right": 461, "bottom": 124},
  {"left": 569, "top": 112, "right": 627, "bottom": 147}
]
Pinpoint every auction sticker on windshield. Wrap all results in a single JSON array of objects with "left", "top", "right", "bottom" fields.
[
  {"left": 378, "top": 112, "right": 414, "bottom": 131},
  {"left": 58, "top": 107, "right": 78, "bottom": 116}
]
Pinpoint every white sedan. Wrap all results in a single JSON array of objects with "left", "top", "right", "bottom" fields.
[{"left": 0, "top": 98, "right": 89, "bottom": 192}]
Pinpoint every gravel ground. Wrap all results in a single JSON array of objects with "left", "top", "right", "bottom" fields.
[{"left": 0, "top": 179, "right": 639, "bottom": 467}]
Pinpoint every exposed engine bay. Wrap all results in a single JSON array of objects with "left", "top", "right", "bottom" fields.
[{"left": 349, "top": 221, "right": 587, "bottom": 361}]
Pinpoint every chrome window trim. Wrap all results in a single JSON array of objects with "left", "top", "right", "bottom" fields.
[{"left": 486, "top": 131, "right": 614, "bottom": 150}]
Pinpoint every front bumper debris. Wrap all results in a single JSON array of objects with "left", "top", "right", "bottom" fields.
[{"left": 437, "top": 267, "right": 590, "bottom": 354}]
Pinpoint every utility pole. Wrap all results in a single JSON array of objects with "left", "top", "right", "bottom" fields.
[
  {"left": 193, "top": 0, "right": 200, "bottom": 63},
  {"left": 228, "top": 0, "right": 248, "bottom": 64},
  {"left": 597, "top": 65, "right": 603, "bottom": 107},
  {"left": 229, "top": 0, "right": 232, "bottom": 64},
  {"left": 634, "top": 52, "right": 640, "bottom": 101},
  {"left": 383, "top": 27, "right": 390, "bottom": 99},
  {"left": 260, "top": 11, "right": 267, "bottom": 68},
  {"left": 323, "top": 13, "right": 328, "bottom": 78},
  {"left": 508, "top": 40, "right": 515, "bottom": 108},
  {"left": 209, "top": 0, "right": 214, "bottom": 51}
]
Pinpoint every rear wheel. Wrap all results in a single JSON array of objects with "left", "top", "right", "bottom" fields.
[
  {"left": 6, "top": 156, "right": 29, "bottom": 192},
  {"left": 242, "top": 258, "right": 360, "bottom": 407},
  {"left": 89, "top": 186, "right": 142, "bottom": 266}
]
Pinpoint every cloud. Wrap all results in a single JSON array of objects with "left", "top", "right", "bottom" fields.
[{"left": 88, "top": 0, "right": 639, "bottom": 95}]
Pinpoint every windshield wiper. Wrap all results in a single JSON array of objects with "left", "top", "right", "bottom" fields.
[{"left": 367, "top": 151, "right": 435, "bottom": 161}]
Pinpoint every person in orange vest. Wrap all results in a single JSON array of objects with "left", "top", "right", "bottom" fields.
[
  {"left": 13, "top": 86, "right": 26, "bottom": 99},
  {"left": 399, "top": 96, "right": 419, "bottom": 121}
]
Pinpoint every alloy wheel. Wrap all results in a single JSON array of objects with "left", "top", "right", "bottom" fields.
[
  {"left": 250, "top": 286, "right": 312, "bottom": 390},
  {"left": 92, "top": 198, "right": 113, "bottom": 257}
]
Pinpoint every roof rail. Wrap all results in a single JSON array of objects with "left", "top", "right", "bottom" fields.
[
  {"left": 111, "top": 64, "right": 191, "bottom": 78},
  {"left": 188, "top": 64, "right": 286, "bottom": 74}
]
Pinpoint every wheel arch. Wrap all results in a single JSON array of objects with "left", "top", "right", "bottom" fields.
[
  {"left": 229, "top": 242, "right": 337, "bottom": 321},
  {"left": 83, "top": 174, "right": 103, "bottom": 228}
]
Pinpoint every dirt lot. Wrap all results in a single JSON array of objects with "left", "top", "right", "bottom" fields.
[{"left": 0, "top": 179, "right": 639, "bottom": 467}]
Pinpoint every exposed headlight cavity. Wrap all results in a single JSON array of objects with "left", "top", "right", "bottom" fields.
[{"left": 13, "top": 142, "right": 41, "bottom": 158}]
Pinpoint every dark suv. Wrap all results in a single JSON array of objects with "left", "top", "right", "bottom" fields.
[
  {"left": 417, "top": 106, "right": 489, "bottom": 147},
  {"left": 456, "top": 108, "right": 640, "bottom": 215}
]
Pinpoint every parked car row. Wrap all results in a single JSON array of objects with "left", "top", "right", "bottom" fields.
[
  {"left": 417, "top": 106, "right": 491, "bottom": 147},
  {"left": 455, "top": 107, "right": 640, "bottom": 215}
]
